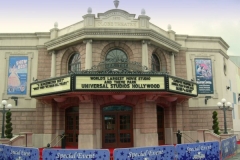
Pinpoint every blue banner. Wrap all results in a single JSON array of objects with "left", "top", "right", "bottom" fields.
[
  {"left": 8, "top": 146, "right": 39, "bottom": 160},
  {"left": 221, "top": 136, "right": 238, "bottom": 159},
  {"left": 0, "top": 144, "right": 4, "bottom": 160},
  {"left": 195, "top": 59, "right": 214, "bottom": 94},
  {"left": 114, "top": 146, "right": 175, "bottom": 160},
  {"left": 3, "top": 145, "right": 11, "bottom": 160},
  {"left": 43, "top": 149, "right": 110, "bottom": 160},
  {"left": 231, "top": 136, "right": 238, "bottom": 153},
  {"left": 7, "top": 56, "right": 28, "bottom": 95},
  {"left": 175, "top": 141, "right": 220, "bottom": 160}
]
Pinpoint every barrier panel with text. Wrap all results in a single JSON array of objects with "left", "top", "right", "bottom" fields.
[
  {"left": 175, "top": 141, "right": 220, "bottom": 160},
  {"left": 0, "top": 144, "right": 4, "bottom": 160},
  {"left": 43, "top": 148, "right": 110, "bottom": 160},
  {"left": 221, "top": 136, "right": 238, "bottom": 159},
  {"left": 4, "top": 145, "right": 39, "bottom": 160},
  {"left": 114, "top": 145, "right": 175, "bottom": 160},
  {"left": 3, "top": 145, "right": 11, "bottom": 160}
]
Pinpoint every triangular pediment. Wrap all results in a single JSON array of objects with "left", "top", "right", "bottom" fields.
[
  {"left": 95, "top": 9, "right": 139, "bottom": 28},
  {"left": 97, "top": 9, "right": 136, "bottom": 20}
]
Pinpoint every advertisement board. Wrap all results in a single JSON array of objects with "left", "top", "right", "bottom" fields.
[
  {"left": 7, "top": 56, "right": 28, "bottom": 95},
  {"left": 195, "top": 59, "right": 214, "bottom": 94}
]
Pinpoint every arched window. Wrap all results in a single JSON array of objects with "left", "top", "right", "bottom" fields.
[
  {"left": 151, "top": 54, "right": 160, "bottom": 71},
  {"left": 68, "top": 53, "right": 80, "bottom": 73},
  {"left": 105, "top": 49, "right": 128, "bottom": 61}
]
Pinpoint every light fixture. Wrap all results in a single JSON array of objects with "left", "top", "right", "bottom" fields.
[
  {"left": 11, "top": 97, "right": 18, "bottom": 106},
  {"left": 217, "top": 98, "right": 232, "bottom": 134},
  {"left": 1, "top": 100, "right": 12, "bottom": 138},
  {"left": 54, "top": 97, "right": 66, "bottom": 103},
  {"left": 112, "top": 95, "right": 126, "bottom": 100},
  {"left": 166, "top": 97, "right": 177, "bottom": 102},
  {"left": 205, "top": 96, "right": 212, "bottom": 105}
]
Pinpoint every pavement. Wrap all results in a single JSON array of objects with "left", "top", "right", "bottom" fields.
[{"left": 227, "top": 144, "right": 240, "bottom": 160}]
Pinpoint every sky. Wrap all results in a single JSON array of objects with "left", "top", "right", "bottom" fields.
[{"left": 0, "top": 0, "right": 239, "bottom": 55}]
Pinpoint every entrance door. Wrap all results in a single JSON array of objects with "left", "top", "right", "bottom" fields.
[
  {"left": 157, "top": 106, "right": 165, "bottom": 145},
  {"left": 102, "top": 105, "right": 133, "bottom": 148},
  {"left": 65, "top": 107, "right": 79, "bottom": 147}
]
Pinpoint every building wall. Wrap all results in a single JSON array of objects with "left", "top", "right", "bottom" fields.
[{"left": 0, "top": 8, "right": 238, "bottom": 148}]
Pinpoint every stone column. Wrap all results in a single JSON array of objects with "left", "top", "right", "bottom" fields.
[
  {"left": 50, "top": 51, "right": 56, "bottom": 77},
  {"left": 142, "top": 40, "right": 149, "bottom": 68},
  {"left": 84, "top": 40, "right": 93, "bottom": 70},
  {"left": 50, "top": 22, "right": 59, "bottom": 40},
  {"left": 134, "top": 98, "right": 158, "bottom": 147},
  {"left": 171, "top": 52, "right": 176, "bottom": 76},
  {"left": 78, "top": 101, "right": 97, "bottom": 149}
]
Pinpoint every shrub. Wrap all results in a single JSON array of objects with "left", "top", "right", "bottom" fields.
[
  {"left": 5, "top": 110, "right": 13, "bottom": 138},
  {"left": 212, "top": 111, "right": 220, "bottom": 135}
]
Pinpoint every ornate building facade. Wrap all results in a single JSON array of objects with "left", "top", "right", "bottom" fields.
[{"left": 0, "top": 1, "right": 236, "bottom": 148}]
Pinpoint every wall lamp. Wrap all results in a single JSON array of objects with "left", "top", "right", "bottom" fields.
[
  {"left": 226, "top": 86, "right": 230, "bottom": 90},
  {"left": 205, "top": 96, "right": 212, "bottom": 105},
  {"left": 11, "top": 97, "right": 18, "bottom": 106}
]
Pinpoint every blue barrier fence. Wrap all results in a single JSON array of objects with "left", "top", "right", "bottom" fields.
[{"left": 0, "top": 135, "right": 237, "bottom": 160}]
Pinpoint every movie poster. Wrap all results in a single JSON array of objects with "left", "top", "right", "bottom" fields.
[
  {"left": 195, "top": 59, "right": 214, "bottom": 94},
  {"left": 7, "top": 56, "right": 28, "bottom": 95}
]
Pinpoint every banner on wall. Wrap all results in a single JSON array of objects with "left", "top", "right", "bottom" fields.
[
  {"left": 7, "top": 56, "right": 28, "bottom": 95},
  {"left": 175, "top": 141, "right": 220, "bottom": 160},
  {"left": 221, "top": 136, "right": 238, "bottom": 159},
  {"left": 195, "top": 59, "right": 214, "bottom": 94},
  {"left": 43, "top": 149, "right": 110, "bottom": 160},
  {"left": 114, "top": 146, "right": 175, "bottom": 160}
]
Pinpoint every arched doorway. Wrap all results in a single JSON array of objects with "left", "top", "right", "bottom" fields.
[
  {"left": 102, "top": 105, "right": 133, "bottom": 148},
  {"left": 65, "top": 107, "right": 79, "bottom": 147},
  {"left": 157, "top": 106, "right": 165, "bottom": 145}
]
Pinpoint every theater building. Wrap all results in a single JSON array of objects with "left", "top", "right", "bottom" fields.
[{"left": 0, "top": 1, "right": 235, "bottom": 149}]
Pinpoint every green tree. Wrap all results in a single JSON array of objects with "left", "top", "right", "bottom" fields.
[
  {"left": 212, "top": 111, "right": 220, "bottom": 135},
  {"left": 5, "top": 110, "right": 13, "bottom": 138}
]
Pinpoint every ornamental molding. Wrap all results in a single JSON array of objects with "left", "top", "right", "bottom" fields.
[
  {"left": 176, "top": 35, "right": 229, "bottom": 50},
  {"left": 0, "top": 45, "right": 47, "bottom": 50},
  {"left": 186, "top": 48, "right": 229, "bottom": 59},
  {"left": 45, "top": 28, "right": 181, "bottom": 52},
  {"left": 97, "top": 9, "right": 136, "bottom": 20}
]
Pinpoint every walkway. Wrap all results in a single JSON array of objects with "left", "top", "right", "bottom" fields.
[{"left": 227, "top": 144, "right": 240, "bottom": 160}]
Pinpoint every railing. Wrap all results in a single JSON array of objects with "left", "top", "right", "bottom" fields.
[
  {"left": 47, "top": 133, "right": 66, "bottom": 148},
  {"left": 182, "top": 132, "right": 198, "bottom": 143}
]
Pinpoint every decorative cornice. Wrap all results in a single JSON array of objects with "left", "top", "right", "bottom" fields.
[
  {"left": 0, "top": 32, "right": 50, "bottom": 39},
  {"left": 176, "top": 34, "right": 229, "bottom": 51},
  {"left": 45, "top": 28, "right": 181, "bottom": 52},
  {"left": 8, "top": 108, "right": 36, "bottom": 112},
  {"left": 0, "top": 46, "right": 38, "bottom": 50},
  {"left": 186, "top": 48, "right": 229, "bottom": 59},
  {"left": 0, "top": 45, "right": 47, "bottom": 50},
  {"left": 189, "top": 107, "right": 223, "bottom": 110},
  {"left": 83, "top": 39, "right": 93, "bottom": 44}
]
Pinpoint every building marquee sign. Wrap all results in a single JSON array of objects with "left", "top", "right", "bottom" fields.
[
  {"left": 75, "top": 76, "right": 165, "bottom": 90},
  {"left": 168, "top": 76, "right": 197, "bottom": 96},
  {"left": 30, "top": 74, "right": 198, "bottom": 97},
  {"left": 30, "top": 76, "right": 71, "bottom": 97}
]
